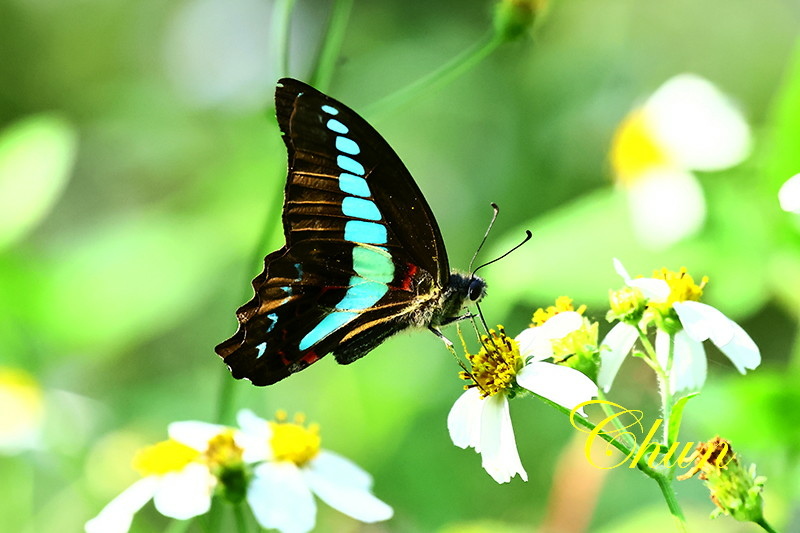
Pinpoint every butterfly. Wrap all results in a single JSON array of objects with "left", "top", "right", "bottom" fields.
[{"left": 215, "top": 78, "right": 487, "bottom": 385}]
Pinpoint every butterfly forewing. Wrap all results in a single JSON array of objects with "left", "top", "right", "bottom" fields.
[{"left": 216, "top": 79, "right": 450, "bottom": 385}]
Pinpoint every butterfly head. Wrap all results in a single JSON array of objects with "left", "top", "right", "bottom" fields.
[
  {"left": 467, "top": 275, "right": 487, "bottom": 302},
  {"left": 447, "top": 272, "right": 487, "bottom": 304}
]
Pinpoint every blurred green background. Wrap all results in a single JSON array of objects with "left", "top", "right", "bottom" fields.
[{"left": 2, "top": 0, "right": 799, "bottom": 531}]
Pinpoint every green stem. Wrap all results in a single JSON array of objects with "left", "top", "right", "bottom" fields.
[
  {"left": 755, "top": 517, "right": 780, "bottom": 533},
  {"left": 270, "top": 0, "right": 297, "bottom": 77},
  {"left": 535, "top": 395, "right": 687, "bottom": 531},
  {"left": 596, "top": 389, "right": 636, "bottom": 449},
  {"left": 214, "top": 368, "right": 237, "bottom": 425},
  {"left": 654, "top": 473, "right": 688, "bottom": 533},
  {"left": 634, "top": 327, "right": 674, "bottom": 447},
  {"left": 660, "top": 333, "right": 676, "bottom": 447},
  {"left": 310, "top": 0, "right": 354, "bottom": 90},
  {"left": 234, "top": 503, "right": 250, "bottom": 533},
  {"left": 362, "top": 31, "right": 504, "bottom": 119}
]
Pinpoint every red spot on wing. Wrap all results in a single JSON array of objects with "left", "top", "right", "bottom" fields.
[
  {"left": 301, "top": 350, "right": 320, "bottom": 365},
  {"left": 398, "top": 263, "right": 418, "bottom": 291}
]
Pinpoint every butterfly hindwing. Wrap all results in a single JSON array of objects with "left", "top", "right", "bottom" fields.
[{"left": 216, "top": 79, "right": 451, "bottom": 385}]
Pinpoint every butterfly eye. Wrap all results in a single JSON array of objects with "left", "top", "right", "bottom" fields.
[{"left": 468, "top": 277, "right": 486, "bottom": 302}]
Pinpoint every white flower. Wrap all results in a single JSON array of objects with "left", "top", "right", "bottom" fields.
[
  {"left": 447, "top": 316, "right": 598, "bottom": 484},
  {"left": 611, "top": 74, "right": 751, "bottom": 249},
  {"left": 600, "top": 259, "right": 761, "bottom": 393},
  {"left": 85, "top": 421, "right": 236, "bottom": 533},
  {"left": 237, "top": 409, "right": 392, "bottom": 533}
]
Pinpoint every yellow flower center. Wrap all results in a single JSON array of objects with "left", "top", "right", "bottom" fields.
[
  {"left": 204, "top": 430, "right": 244, "bottom": 470},
  {"left": 551, "top": 318, "right": 599, "bottom": 363},
  {"left": 133, "top": 439, "right": 201, "bottom": 476},
  {"left": 647, "top": 267, "right": 708, "bottom": 313},
  {"left": 610, "top": 109, "right": 673, "bottom": 185},
  {"left": 460, "top": 326, "right": 522, "bottom": 399},
  {"left": 531, "top": 296, "right": 586, "bottom": 327},
  {"left": 269, "top": 411, "right": 321, "bottom": 466}
]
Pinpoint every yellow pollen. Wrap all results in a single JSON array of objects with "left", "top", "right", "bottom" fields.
[
  {"left": 531, "top": 296, "right": 586, "bottom": 327},
  {"left": 647, "top": 267, "right": 708, "bottom": 313},
  {"left": 551, "top": 319, "right": 599, "bottom": 362},
  {"left": 610, "top": 109, "right": 673, "bottom": 185},
  {"left": 133, "top": 439, "right": 201, "bottom": 476},
  {"left": 204, "top": 430, "right": 244, "bottom": 470},
  {"left": 460, "top": 326, "right": 521, "bottom": 399},
  {"left": 608, "top": 286, "right": 645, "bottom": 317},
  {"left": 269, "top": 412, "right": 321, "bottom": 466}
]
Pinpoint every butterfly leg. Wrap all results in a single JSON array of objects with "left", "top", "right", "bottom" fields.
[
  {"left": 439, "top": 313, "right": 477, "bottom": 326},
  {"left": 430, "top": 325, "right": 486, "bottom": 392},
  {"left": 428, "top": 326, "right": 453, "bottom": 347}
]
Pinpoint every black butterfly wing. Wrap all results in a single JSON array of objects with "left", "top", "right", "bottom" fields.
[{"left": 215, "top": 78, "right": 449, "bottom": 385}]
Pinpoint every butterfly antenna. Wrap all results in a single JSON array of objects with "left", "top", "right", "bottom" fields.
[
  {"left": 468, "top": 203, "right": 500, "bottom": 273},
  {"left": 472, "top": 230, "right": 533, "bottom": 277}
]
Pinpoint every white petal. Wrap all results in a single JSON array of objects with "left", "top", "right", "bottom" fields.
[
  {"left": 303, "top": 452, "right": 393, "bottom": 523},
  {"left": 479, "top": 394, "right": 526, "bottom": 483},
  {"left": 715, "top": 320, "right": 761, "bottom": 373},
  {"left": 516, "top": 311, "right": 583, "bottom": 360},
  {"left": 236, "top": 409, "right": 273, "bottom": 463},
  {"left": 627, "top": 277, "right": 672, "bottom": 302},
  {"left": 656, "top": 329, "right": 707, "bottom": 394},
  {"left": 236, "top": 409, "right": 270, "bottom": 436},
  {"left": 613, "top": 259, "right": 670, "bottom": 301},
  {"left": 167, "top": 421, "right": 227, "bottom": 452},
  {"left": 305, "top": 450, "right": 373, "bottom": 490},
  {"left": 598, "top": 322, "right": 639, "bottom": 392},
  {"left": 646, "top": 74, "right": 751, "bottom": 171},
  {"left": 249, "top": 462, "right": 315, "bottom": 533},
  {"left": 152, "top": 463, "right": 214, "bottom": 520},
  {"left": 516, "top": 362, "right": 597, "bottom": 416},
  {"left": 779, "top": 173, "right": 800, "bottom": 213},
  {"left": 627, "top": 168, "right": 706, "bottom": 250},
  {"left": 447, "top": 388, "right": 484, "bottom": 451},
  {"left": 85, "top": 477, "right": 158, "bottom": 533},
  {"left": 613, "top": 257, "right": 632, "bottom": 281},
  {"left": 673, "top": 301, "right": 735, "bottom": 346}
]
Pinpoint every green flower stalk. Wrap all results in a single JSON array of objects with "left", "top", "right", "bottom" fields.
[{"left": 493, "top": 0, "right": 549, "bottom": 42}]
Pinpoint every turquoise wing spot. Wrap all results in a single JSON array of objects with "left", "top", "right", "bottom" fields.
[
  {"left": 321, "top": 105, "right": 338, "bottom": 115},
  {"left": 352, "top": 245, "right": 394, "bottom": 283},
  {"left": 299, "top": 311, "right": 358, "bottom": 350},
  {"left": 342, "top": 197, "right": 381, "bottom": 221},
  {"left": 345, "top": 220, "right": 387, "bottom": 244},
  {"left": 255, "top": 342, "right": 267, "bottom": 358},
  {"left": 266, "top": 313, "right": 278, "bottom": 333},
  {"left": 339, "top": 174, "right": 371, "bottom": 197},
  {"left": 326, "top": 118, "right": 348, "bottom": 134},
  {"left": 335, "top": 136, "right": 360, "bottom": 155},
  {"left": 336, "top": 278, "right": 389, "bottom": 310},
  {"left": 337, "top": 155, "right": 365, "bottom": 176}
]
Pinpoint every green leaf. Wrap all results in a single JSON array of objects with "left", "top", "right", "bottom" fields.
[
  {"left": 0, "top": 115, "right": 77, "bottom": 249},
  {"left": 668, "top": 392, "right": 699, "bottom": 444}
]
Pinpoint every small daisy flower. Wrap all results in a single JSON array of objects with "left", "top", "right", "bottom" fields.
[
  {"left": 448, "top": 312, "right": 598, "bottom": 484},
  {"left": 610, "top": 74, "right": 751, "bottom": 249},
  {"left": 237, "top": 409, "right": 392, "bottom": 533},
  {"left": 600, "top": 259, "right": 761, "bottom": 394},
  {"left": 86, "top": 421, "right": 245, "bottom": 533}
]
